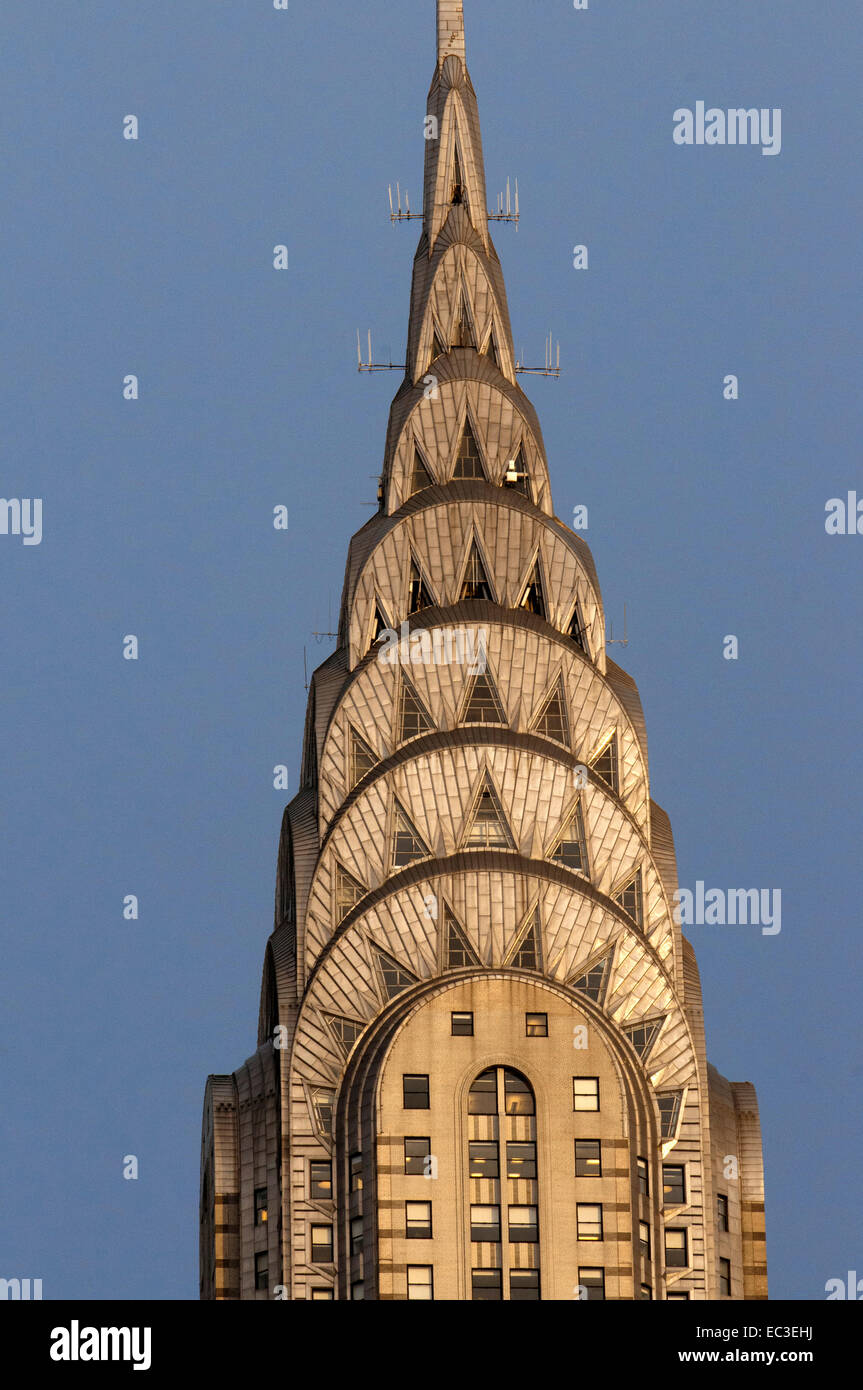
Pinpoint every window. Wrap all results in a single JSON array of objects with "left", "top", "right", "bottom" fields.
[
  {"left": 548, "top": 802, "right": 588, "bottom": 874},
  {"left": 508, "top": 1205, "right": 538, "bottom": 1243},
  {"left": 637, "top": 1157, "right": 649, "bottom": 1197},
  {"left": 510, "top": 1269, "right": 540, "bottom": 1301},
  {"left": 311, "top": 1225, "right": 333, "bottom": 1263},
  {"left": 531, "top": 679, "right": 567, "bottom": 743},
  {"left": 575, "top": 1139, "right": 601, "bottom": 1178},
  {"left": 472, "top": 1269, "right": 502, "bottom": 1301},
  {"left": 640, "top": 1284, "right": 653, "bottom": 1300},
  {"left": 717, "top": 1193, "right": 729, "bottom": 1232},
  {"left": 254, "top": 1187, "right": 268, "bottom": 1225},
  {"left": 614, "top": 870, "right": 643, "bottom": 928},
  {"left": 351, "top": 1281, "right": 365, "bottom": 1301},
  {"left": 525, "top": 1012, "right": 548, "bottom": 1037},
  {"left": 350, "top": 1153, "right": 363, "bottom": 1191},
  {"left": 399, "top": 681, "right": 434, "bottom": 741},
  {"left": 453, "top": 423, "right": 484, "bottom": 479},
  {"left": 463, "top": 777, "right": 514, "bottom": 848},
  {"left": 502, "top": 445, "right": 530, "bottom": 497},
  {"left": 451, "top": 1011, "right": 474, "bottom": 1036},
  {"left": 518, "top": 563, "right": 547, "bottom": 619},
  {"left": 444, "top": 908, "right": 481, "bottom": 968},
  {"left": 665, "top": 1229, "right": 688, "bottom": 1268},
  {"left": 404, "top": 1137, "right": 431, "bottom": 1176},
  {"left": 406, "top": 1202, "right": 432, "bottom": 1239},
  {"left": 639, "top": 1221, "right": 651, "bottom": 1260},
  {"left": 719, "top": 1258, "right": 732, "bottom": 1296},
  {"left": 309, "top": 1162, "right": 332, "bottom": 1202},
  {"left": 468, "top": 1069, "right": 498, "bottom": 1114},
  {"left": 573, "top": 1076, "right": 600, "bottom": 1111},
  {"left": 507, "top": 1141, "right": 537, "bottom": 1180},
  {"left": 461, "top": 671, "right": 506, "bottom": 725},
  {"left": 469, "top": 1141, "right": 499, "bottom": 1180},
  {"left": 470, "top": 1204, "right": 501, "bottom": 1243},
  {"left": 408, "top": 559, "right": 433, "bottom": 614},
  {"left": 335, "top": 864, "right": 365, "bottom": 923},
  {"left": 391, "top": 806, "right": 430, "bottom": 867},
  {"left": 407, "top": 1266, "right": 434, "bottom": 1301},
  {"left": 403, "top": 1075, "right": 430, "bottom": 1109},
  {"left": 663, "top": 1164, "right": 686, "bottom": 1206},
  {"left": 577, "top": 1204, "right": 603, "bottom": 1241},
  {"left": 254, "top": 1252, "right": 268, "bottom": 1291},
  {"left": 349, "top": 727, "right": 376, "bottom": 787},
  {"left": 350, "top": 1217, "right": 364, "bottom": 1256},
  {"left": 579, "top": 1268, "right": 605, "bottom": 1301},
  {"left": 504, "top": 1070, "right": 535, "bottom": 1115},
  {"left": 311, "top": 1288, "right": 334, "bottom": 1301},
  {"left": 508, "top": 909, "right": 542, "bottom": 970},
  {"left": 459, "top": 540, "right": 493, "bottom": 599},
  {"left": 591, "top": 734, "right": 618, "bottom": 793},
  {"left": 658, "top": 1092, "right": 682, "bottom": 1139},
  {"left": 667, "top": 1291, "right": 689, "bottom": 1301}
]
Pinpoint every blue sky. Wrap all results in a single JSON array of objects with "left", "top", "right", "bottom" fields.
[{"left": 2, "top": 0, "right": 861, "bottom": 1299}]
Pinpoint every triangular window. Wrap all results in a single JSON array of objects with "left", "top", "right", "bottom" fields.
[
  {"left": 391, "top": 802, "right": 430, "bottom": 867},
  {"left": 335, "top": 864, "right": 366, "bottom": 923},
  {"left": 483, "top": 330, "right": 500, "bottom": 369},
  {"left": 657, "top": 1091, "right": 683, "bottom": 1140},
  {"left": 399, "top": 679, "right": 434, "bottom": 742},
  {"left": 459, "top": 540, "right": 494, "bottom": 601},
  {"left": 408, "top": 558, "right": 434, "bottom": 614},
  {"left": 444, "top": 907, "right": 482, "bottom": 969},
  {"left": 548, "top": 801, "right": 588, "bottom": 876},
  {"left": 370, "top": 600, "right": 390, "bottom": 647},
  {"left": 349, "top": 726, "right": 377, "bottom": 788},
  {"left": 623, "top": 1017, "right": 663, "bottom": 1061},
  {"left": 409, "top": 446, "right": 434, "bottom": 497},
  {"left": 311, "top": 1088, "right": 334, "bottom": 1137},
  {"left": 531, "top": 677, "right": 568, "bottom": 744},
  {"left": 614, "top": 869, "right": 643, "bottom": 928},
  {"left": 569, "top": 952, "right": 612, "bottom": 1005},
  {"left": 506, "top": 907, "right": 542, "bottom": 971},
  {"left": 461, "top": 669, "right": 506, "bottom": 725},
  {"left": 325, "top": 1014, "right": 364, "bottom": 1054},
  {"left": 569, "top": 599, "right": 588, "bottom": 653},
  {"left": 373, "top": 946, "right": 418, "bottom": 1000},
  {"left": 518, "top": 560, "right": 547, "bottom": 618},
  {"left": 432, "top": 329, "right": 447, "bottom": 361},
  {"left": 452, "top": 421, "right": 485, "bottom": 480},
  {"left": 451, "top": 143, "right": 466, "bottom": 205},
  {"left": 463, "top": 775, "right": 515, "bottom": 849},
  {"left": 453, "top": 293, "right": 475, "bottom": 349},
  {"left": 591, "top": 734, "right": 619, "bottom": 794},
  {"left": 503, "top": 445, "right": 531, "bottom": 498}
]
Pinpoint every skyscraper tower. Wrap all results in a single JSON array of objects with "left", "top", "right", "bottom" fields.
[{"left": 200, "top": 1, "right": 767, "bottom": 1302}]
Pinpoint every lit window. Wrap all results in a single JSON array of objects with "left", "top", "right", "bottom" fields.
[
  {"left": 507, "top": 1142, "right": 537, "bottom": 1180},
  {"left": 472, "top": 1269, "right": 502, "bottom": 1301},
  {"left": 309, "top": 1162, "right": 332, "bottom": 1202},
  {"left": 350, "top": 1217, "right": 363, "bottom": 1256},
  {"left": 404, "top": 1137, "right": 431, "bottom": 1175},
  {"left": 311, "top": 1225, "right": 333, "bottom": 1263},
  {"left": 508, "top": 1205, "right": 538, "bottom": 1243},
  {"left": 254, "top": 1187, "right": 268, "bottom": 1225},
  {"left": 510, "top": 1269, "right": 540, "bottom": 1300},
  {"left": 525, "top": 1012, "right": 548, "bottom": 1037},
  {"left": 403, "top": 1075, "right": 430, "bottom": 1109},
  {"left": 350, "top": 1153, "right": 363, "bottom": 1191},
  {"left": 665, "top": 1229, "right": 688, "bottom": 1268},
  {"left": 451, "top": 1011, "right": 474, "bottom": 1036},
  {"left": 573, "top": 1077, "right": 600, "bottom": 1111},
  {"left": 469, "top": 1141, "right": 499, "bottom": 1179},
  {"left": 311, "top": 1288, "right": 333, "bottom": 1301},
  {"left": 406, "top": 1201, "right": 432, "bottom": 1239},
  {"left": 639, "top": 1221, "right": 651, "bottom": 1260},
  {"left": 470, "top": 1205, "right": 501, "bottom": 1243},
  {"left": 254, "top": 1251, "right": 268, "bottom": 1291},
  {"left": 663, "top": 1164, "right": 686, "bottom": 1206},
  {"left": 719, "top": 1257, "right": 731, "bottom": 1296},
  {"left": 407, "top": 1266, "right": 434, "bottom": 1301},
  {"left": 577, "top": 1204, "right": 603, "bottom": 1241},
  {"left": 575, "top": 1139, "right": 601, "bottom": 1178},
  {"left": 579, "top": 1267, "right": 605, "bottom": 1301},
  {"left": 637, "top": 1157, "right": 649, "bottom": 1196},
  {"left": 717, "top": 1193, "right": 729, "bottom": 1232}
]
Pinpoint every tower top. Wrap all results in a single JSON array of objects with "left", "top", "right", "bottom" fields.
[{"left": 437, "top": 0, "right": 466, "bottom": 63}]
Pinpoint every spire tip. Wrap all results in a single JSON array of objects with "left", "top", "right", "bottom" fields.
[{"left": 437, "top": 0, "right": 466, "bottom": 63}]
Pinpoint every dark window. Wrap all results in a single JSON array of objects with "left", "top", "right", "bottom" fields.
[
  {"left": 254, "top": 1187, "right": 268, "bottom": 1226},
  {"left": 640, "top": 1284, "right": 653, "bottom": 1300},
  {"left": 451, "top": 1011, "right": 474, "bottom": 1036},
  {"left": 309, "top": 1162, "right": 332, "bottom": 1202},
  {"left": 663, "top": 1164, "right": 686, "bottom": 1206},
  {"left": 403, "top": 1074, "right": 430, "bottom": 1109},
  {"left": 510, "top": 1269, "right": 540, "bottom": 1301},
  {"left": 254, "top": 1251, "right": 268, "bottom": 1291},
  {"left": 350, "top": 1153, "right": 363, "bottom": 1191},
  {"left": 658, "top": 1092, "right": 682, "bottom": 1139},
  {"left": 311, "top": 1225, "right": 333, "bottom": 1263},
  {"left": 472, "top": 1269, "right": 502, "bottom": 1301},
  {"left": 573, "top": 1076, "right": 600, "bottom": 1111},
  {"left": 577, "top": 1204, "right": 603, "bottom": 1241},
  {"left": 717, "top": 1193, "right": 729, "bottom": 1232},
  {"left": 351, "top": 1281, "right": 365, "bottom": 1301},
  {"left": 404, "top": 1137, "right": 431, "bottom": 1176},
  {"left": 525, "top": 1012, "right": 548, "bottom": 1037},
  {"left": 639, "top": 1221, "right": 651, "bottom": 1259},
  {"left": 667, "top": 1291, "right": 689, "bottom": 1301},
  {"left": 468, "top": 1141, "right": 499, "bottom": 1180},
  {"left": 406, "top": 1201, "right": 433, "bottom": 1239},
  {"left": 507, "top": 1141, "right": 537, "bottom": 1180},
  {"left": 665, "top": 1228, "right": 688, "bottom": 1268},
  {"left": 637, "top": 1157, "right": 649, "bottom": 1197},
  {"left": 579, "top": 1268, "right": 605, "bottom": 1301},
  {"left": 468, "top": 1069, "right": 498, "bottom": 1114},
  {"left": 508, "top": 1205, "right": 538, "bottom": 1243},
  {"left": 575, "top": 1139, "right": 601, "bottom": 1178},
  {"left": 350, "top": 1217, "right": 363, "bottom": 1256},
  {"left": 470, "top": 1204, "right": 501, "bottom": 1243},
  {"left": 719, "top": 1258, "right": 732, "bottom": 1296}
]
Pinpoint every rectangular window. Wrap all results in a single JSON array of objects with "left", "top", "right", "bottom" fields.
[
  {"left": 717, "top": 1193, "right": 729, "bottom": 1232},
  {"left": 350, "top": 1217, "right": 363, "bottom": 1256},
  {"left": 719, "top": 1257, "right": 732, "bottom": 1296},
  {"left": 637, "top": 1157, "right": 649, "bottom": 1197},
  {"left": 470, "top": 1204, "right": 501, "bottom": 1243},
  {"left": 573, "top": 1076, "right": 600, "bottom": 1111},
  {"left": 407, "top": 1266, "right": 434, "bottom": 1301},
  {"left": 506, "top": 1141, "right": 537, "bottom": 1180},
  {"left": 451, "top": 1011, "right": 474, "bottom": 1035},
  {"left": 639, "top": 1221, "right": 651, "bottom": 1259},
  {"left": 309, "top": 1162, "right": 332, "bottom": 1202},
  {"left": 468, "top": 1140, "right": 499, "bottom": 1180},
  {"left": 508, "top": 1205, "right": 538, "bottom": 1243},
  {"left": 351, "top": 1281, "right": 365, "bottom": 1301},
  {"left": 665, "top": 1228, "right": 688, "bottom": 1268},
  {"left": 663, "top": 1164, "right": 686, "bottom": 1206},
  {"left": 350, "top": 1153, "right": 363, "bottom": 1192},
  {"left": 406, "top": 1201, "right": 432, "bottom": 1239},
  {"left": 510, "top": 1269, "right": 540, "bottom": 1301},
  {"left": 403, "top": 1074, "right": 430, "bottom": 1109},
  {"left": 525, "top": 1012, "right": 548, "bottom": 1037},
  {"left": 311, "top": 1224, "right": 333, "bottom": 1263},
  {"left": 468, "top": 1071, "right": 498, "bottom": 1114},
  {"left": 577, "top": 1203, "right": 603, "bottom": 1241},
  {"left": 472, "top": 1269, "right": 502, "bottom": 1301},
  {"left": 254, "top": 1251, "right": 268, "bottom": 1291},
  {"left": 640, "top": 1284, "right": 652, "bottom": 1300},
  {"left": 404, "top": 1137, "right": 431, "bottom": 1176},
  {"left": 254, "top": 1187, "right": 268, "bottom": 1226},
  {"left": 311, "top": 1288, "right": 334, "bottom": 1300},
  {"left": 575, "top": 1139, "right": 601, "bottom": 1178},
  {"left": 579, "top": 1267, "right": 605, "bottom": 1301},
  {"left": 667, "top": 1291, "right": 689, "bottom": 1301}
]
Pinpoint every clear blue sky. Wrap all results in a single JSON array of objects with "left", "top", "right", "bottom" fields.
[{"left": 2, "top": 0, "right": 861, "bottom": 1300}]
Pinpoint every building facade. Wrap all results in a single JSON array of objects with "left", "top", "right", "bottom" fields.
[{"left": 199, "top": 1, "right": 767, "bottom": 1302}]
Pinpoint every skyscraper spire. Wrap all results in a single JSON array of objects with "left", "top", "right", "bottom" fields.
[{"left": 437, "top": 0, "right": 466, "bottom": 63}]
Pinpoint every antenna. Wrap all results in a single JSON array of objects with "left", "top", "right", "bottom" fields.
[
  {"left": 388, "top": 182, "right": 423, "bottom": 222},
  {"left": 357, "top": 329, "right": 406, "bottom": 373},
  {"left": 515, "top": 331, "right": 561, "bottom": 377},
  {"left": 606, "top": 604, "right": 629, "bottom": 648},
  {"left": 489, "top": 176, "right": 520, "bottom": 225}
]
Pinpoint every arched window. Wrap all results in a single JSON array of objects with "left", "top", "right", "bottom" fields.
[{"left": 466, "top": 1067, "right": 540, "bottom": 1300}]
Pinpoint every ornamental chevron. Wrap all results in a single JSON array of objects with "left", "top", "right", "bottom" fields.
[{"left": 200, "top": 0, "right": 767, "bottom": 1303}]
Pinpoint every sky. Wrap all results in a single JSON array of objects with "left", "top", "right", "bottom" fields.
[{"left": 2, "top": 0, "right": 861, "bottom": 1300}]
